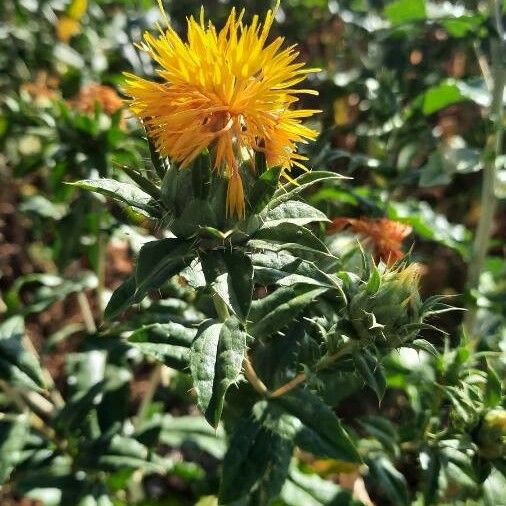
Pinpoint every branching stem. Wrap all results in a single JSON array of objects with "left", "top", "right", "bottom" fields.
[{"left": 270, "top": 341, "right": 356, "bottom": 398}]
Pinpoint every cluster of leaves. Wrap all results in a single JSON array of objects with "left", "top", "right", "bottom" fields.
[{"left": 0, "top": 0, "right": 505, "bottom": 505}]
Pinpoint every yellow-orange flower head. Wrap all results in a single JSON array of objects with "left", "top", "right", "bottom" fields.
[{"left": 123, "top": 1, "right": 320, "bottom": 217}]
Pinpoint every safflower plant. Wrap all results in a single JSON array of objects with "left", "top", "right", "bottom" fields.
[{"left": 74, "top": 3, "right": 459, "bottom": 502}]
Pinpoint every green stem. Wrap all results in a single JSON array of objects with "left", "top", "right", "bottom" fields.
[
  {"left": 464, "top": 20, "right": 506, "bottom": 338},
  {"left": 134, "top": 363, "right": 163, "bottom": 429},
  {"left": 269, "top": 341, "right": 356, "bottom": 398},
  {"left": 96, "top": 227, "right": 106, "bottom": 321}
]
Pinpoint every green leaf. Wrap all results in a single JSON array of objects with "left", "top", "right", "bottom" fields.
[
  {"left": 0, "top": 415, "right": 29, "bottom": 484},
  {"left": 70, "top": 179, "right": 155, "bottom": 214},
  {"left": 388, "top": 199, "right": 470, "bottom": 256},
  {"left": 135, "top": 238, "right": 195, "bottom": 301},
  {"left": 270, "top": 171, "right": 346, "bottom": 208},
  {"left": 420, "top": 448, "right": 441, "bottom": 506},
  {"left": 353, "top": 351, "right": 387, "bottom": 402},
  {"left": 128, "top": 322, "right": 196, "bottom": 369},
  {"left": 104, "top": 275, "right": 136, "bottom": 320},
  {"left": 248, "top": 286, "right": 327, "bottom": 339},
  {"left": 54, "top": 381, "right": 106, "bottom": 435},
  {"left": 411, "top": 339, "right": 439, "bottom": 357},
  {"left": 367, "top": 455, "right": 409, "bottom": 506},
  {"left": 439, "top": 440, "right": 476, "bottom": 489},
  {"left": 420, "top": 80, "right": 490, "bottom": 116},
  {"left": 384, "top": 0, "right": 426, "bottom": 26},
  {"left": 260, "top": 200, "right": 329, "bottom": 228},
  {"left": 250, "top": 222, "right": 331, "bottom": 261},
  {"left": 219, "top": 415, "right": 293, "bottom": 503},
  {"left": 484, "top": 361, "right": 502, "bottom": 408},
  {"left": 366, "top": 268, "right": 381, "bottom": 295},
  {"left": 0, "top": 316, "right": 45, "bottom": 391},
  {"left": 190, "top": 317, "right": 247, "bottom": 427},
  {"left": 484, "top": 469, "right": 506, "bottom": 506},
  {"left": 252, "top": 251, "right": 339, "bottom": 288},
  {"left": 200, "top": 250, "right": 253, "bottom": 321},
  {"left": 280, "top": 464, "right": 355, "bottom": 506},
  {"left": 264, "top": 389, "right": 361, "bottom": 463},
  {"left": 359, "top": 416, "right": 399, "bottom": 457},
  {"left": 248, "top": 166, "right": 282, "bottom": 213},
  {"left": 82, "top": 434, "right": 166, "bottom": 474},
  {"left": 104, "top": 239, "right": 196, "bottom": 318},
  {"left": 157, "top": 415, "right": 226, "bottom": 459}
]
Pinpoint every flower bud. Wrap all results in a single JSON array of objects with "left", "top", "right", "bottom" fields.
[
  {"left": 477, "top": 408, "right": 506, "bottom": 460},
  {"left": 347, "top": 264, "right": 423, "bottom": 347}
]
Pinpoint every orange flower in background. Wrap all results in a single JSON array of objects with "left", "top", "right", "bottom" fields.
[
  {"left": 328, "top": 217, "right": 412, "bottom": 266},
  {"left": 21, "top": 72, "right": 59, "bottom": 105},
  {"left": 56, "top": 0, "right": 88, "bottom": 43},
  {"left": 56, "top": 16, "right": 81, "bottom": 43},
  {"left": 69, "top": 84, "right": 124, "bottom": 117},
  {"left": 124, "top": 1, "right": 320, "bottom": 216}
]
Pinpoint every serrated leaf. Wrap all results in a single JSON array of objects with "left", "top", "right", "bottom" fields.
[
  {"left": 70, "top": 179, "right": 155, "bottom": 214},
  {"left": 265, "top": 389, "right": 361, "bottom": 463},
  {"left": 128, "top": 322, "right": 196, "bottom": 369},
  {"left": 190, "top": 317, "right": 247, "bottom": 427},
  {"left": 200, "top": 250, "right": 253, "bottom": 321},
  {"left": 248, "top": 223, "right": 334, "bottom": 261},
  {"left": 260, "top": 200, "right": 329, "bottom": 228},
  {"left": 219, "top": 415, "right": 293, "bottom": 503},
  {"left": 354, "top": 351, "right": 386, "bottom": 402},
  {"left": 0, "top": 316, "right": 45, "bottom": 391},
  {"left": 270, "top": 171, "right": 346, "bottom": 208},
  {"left": 248, "top": 286, "right": 327, "bottom": 339}
]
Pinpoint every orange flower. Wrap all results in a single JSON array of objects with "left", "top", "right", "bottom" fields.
[
  {"left": 69, "top": 84, "right": 124, "bottom": 117},
  {"left": 21, "top": 72, "right": 59, "bottom": 105},
  {"left": 56, "top": 16, "right": 81, "bottom": 43},
  {"left": 56, "top": 0, "right": 88, "bottom": 43},
  {"left": 328, "top": 217, "right": 412, "bottom": 266},
  {"left": 123, "top": 1, "right": 320, "bottom": 216}
]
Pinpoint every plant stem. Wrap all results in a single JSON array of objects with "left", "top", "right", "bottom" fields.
[
  {"left": 465, "top": 12, "right": 506, "bottom": 337},
  {"left": 211, "top": 291, "right": 269, "bottom": 396},
  {"left": 96, "top": 228, "right": 107, "bottom": 322},
  {"left": 270, "top": 341, "right": 356, "bottom": 398},
  {"left": 135, "top": 363, "right": 163, "bottom": 429},
  {"left": 243, "top": 357, "right": 269, "bottom": 396},
  {"left": 77, "top": 291, "right": 97, "bottom": 334},
  {"left": 23, "top": 335, "right": 64, "bottom": 408}
]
